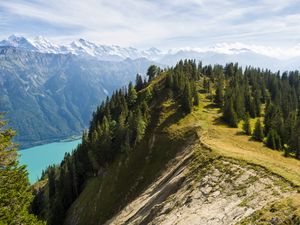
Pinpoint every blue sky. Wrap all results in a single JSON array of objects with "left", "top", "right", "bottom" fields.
[{"left": 0, "top": 0, "right": 300, "bottom": 49}]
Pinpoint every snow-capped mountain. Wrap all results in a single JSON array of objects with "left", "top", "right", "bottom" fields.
[
  {"left": 0, "top": 35, "right": 158, "bottom": 148},
  {"left": 0, "top": 34, "right": 38, "bottom": 51},
  {"left": 0, "top": 35, "right": 164, "bottom": 61},
  {"left": 1, "top": 35, "right": 300, "bottom": 71}
]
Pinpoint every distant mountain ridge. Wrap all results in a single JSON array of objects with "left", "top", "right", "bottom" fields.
[
  {"left": 1, "top": 34, "right": 299, "bottom": 147},
  {"left": 0, "top": 35, "right": 163, "bottom": 61},
  {"left": 0, "top": 43, "right": 155, "bottom": 148},
  {"left": 1, "top": 35, "right": 299, "bottom": 71}
]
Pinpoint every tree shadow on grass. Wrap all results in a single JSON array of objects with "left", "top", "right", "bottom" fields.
[
  {"left": 236, "top": 131, "right": 245, "bottom": 136},
  {"left": 158, "top": 107, "right": 183, "bottom": 131}
]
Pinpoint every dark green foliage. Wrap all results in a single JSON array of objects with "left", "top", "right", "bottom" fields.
[
  {"left": 0, "top": 115, "right": 44, "bottom": 225},
  {"left": 290, "top": 118, "right": 300, "bottom": 159},
  {"left": 214, "top": 78, "right": 224, "bottom": 107},
  {"left": 127, "top": 82, "right": 138, "bottom": 106},
  {"left": 181, "top": 81, "right": 193, "bottom": 114},
  {"left": 223, "top": 98, "right": 238, "bottom": 128},
  {"left": 264, "top": 104, "right": 283, "bottom": 137},
  {"left": 146, "top": 65, "right": 160, "bottom": 82},
  {"left": 34, "top": 61, "right": 201, "bottom": 224},
  {"left": 135, "top": 74, "right": 144, "bottom": 91},
  {"left": 266, "top": 130, "right": 281, "bottom": 150},
  {"left": 252, "top": 119, "right": 264, "bottom": 142},
  {"left": 243, "top": 113, "right": 251, "bottom": 135},
  {"left": 193, "top": 91, "right": 200, "bottom": 106},
  {"left": 33, "top": 60, "right": 300, "bottom": 225}
]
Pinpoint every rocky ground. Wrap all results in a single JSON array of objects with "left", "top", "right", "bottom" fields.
[{"left": 105, "top": 142, "right": 295, "bottom": 225}]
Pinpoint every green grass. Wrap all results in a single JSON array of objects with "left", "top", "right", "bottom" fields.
[
  {"left": 65, "top": 92, "right": 197, "bottom": 225},
  {"left": 65, "top": 85, "right": 300, "bottom": 224},
  {"left": 238, "top": 194, "right": 300, "bottom": 225},
  {"left": 187, "top": 93, "right": 300, "bottom": 188}
]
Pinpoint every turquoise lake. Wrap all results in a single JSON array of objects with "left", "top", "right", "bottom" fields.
[{"left": 19, "top": 139, "right": 81, "bottom": 183}]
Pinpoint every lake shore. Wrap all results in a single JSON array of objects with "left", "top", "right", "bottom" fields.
[
  {"left": 19, "top": 139, "right": 82, "bottom": 183},
  {"left": 18, "top": 134, "right": 82, "bottom": 150}
]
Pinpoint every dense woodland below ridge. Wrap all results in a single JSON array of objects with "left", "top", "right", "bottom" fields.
[
  {"left": 0, "top": 46, "right": 154, "bottom": 148},
  {"left": 24, "top": 60, "right": 300, "bottom": 225}
]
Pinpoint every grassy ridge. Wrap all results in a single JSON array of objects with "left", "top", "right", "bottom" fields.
[
  {"left": 64, "top": 82, "right": 198, "bottom": 225},
  {"left": 65, "top": 76, "right": 300, "bottom": 224},
  {"left": 177, "top": 90, "right": 300, "bottom": 188}
]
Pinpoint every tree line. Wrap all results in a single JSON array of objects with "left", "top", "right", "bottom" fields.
[
  {"left": 211, "top": 63, "right": 300, "bottom": 159},
  {"left": 32, "top": 60, "right": 201, "bottom": 224},
  {"left": 0, "top": 113, "right": 44, "bottom": 224},
  {"left": 31, "top": 60, "right": 300, "bottom": 224}
]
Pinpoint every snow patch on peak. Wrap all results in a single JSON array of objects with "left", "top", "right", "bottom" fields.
[
  {"left": 3, "top": 34, "right": 300, "bottom": 63},
  {"left": 31, "top": 36, "right": 63, "bottom": 54},
  {"left": 0, "top": 35, "right": 37, "bottom": 50}
]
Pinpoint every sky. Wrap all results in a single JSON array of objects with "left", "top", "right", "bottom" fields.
[{"left": 0, "top": 0, "right": 300, "bottom": 49}]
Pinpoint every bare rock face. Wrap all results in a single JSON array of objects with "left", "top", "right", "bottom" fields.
[{"left": 105, "top": 145, "right": 294, "bottom": 225}]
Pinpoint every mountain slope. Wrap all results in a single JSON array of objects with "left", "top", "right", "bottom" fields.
[
  {"left": 66, "top": 91, "right": 300, "bottom": 225},
  {"left": 33, "top": 61, "right": 300, "bottom": 225},
  {"left": 0, "top": 46, "right": 154, "bottom": 147}
]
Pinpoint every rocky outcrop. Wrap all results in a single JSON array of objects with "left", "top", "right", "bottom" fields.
[{"left": 105, "top": 144, "right": 294, "bottom": 225}]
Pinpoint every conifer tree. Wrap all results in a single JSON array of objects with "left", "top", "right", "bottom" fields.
[
  {"left": 128, "top": 82, "right": 137, "bottom": 107},
  {"left": 181, "top": 81, "right": 193, "bottom": 114},
  {"left": 193, "top": 91, "right": 200, "bottom": 106},
  {"left": 166, "top": 73, "right": 174, "bottom": 89},
  {"left": 147, "top": 65, "right": 158, "bottom": 82},
  {"left": 135, "top": 74, "right": 144, "bottom": 91},
  {"left": 243, "top": 113, "right": 251, "bottom": 135},
  {"left": 290, "top": 117, "right": 300, "bottom": 159},
  {"left": 223, "top": 98, "right": 238, "bottom": 128},
  {"left": 266, "top": 130, "right": 277, "bottom": 150},
  {"left": 252, "top": 119, "right": 264, "bottom": 141},
  {"left": 214, "top": 78, "right": 224, "bottom": 107},
  {"left": 135, "top": 109, "right": 146, "bottom": 144},
  {"left": 0, "top": 115, "right": 44, "bottom": 224}
]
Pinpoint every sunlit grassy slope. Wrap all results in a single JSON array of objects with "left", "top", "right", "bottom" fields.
[
  {"left": 65, "top": 77, "right": 300, "bottom": 224},
  {"left": 168, "top": 90, "right": 300, "bottom": 222},
  {"left": 64, "top": 74, "right": 198, "bottom": 225},
  {"left": 177, "top": 92, "right": 300, "bottom": 187}
]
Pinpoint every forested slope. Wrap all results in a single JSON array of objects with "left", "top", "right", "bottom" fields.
[
  {"left": 0, "top": 46, "right": 154, "bottom": 148},
  {"left": 32, "top": 60, "right": 300, "bottom": 225}
]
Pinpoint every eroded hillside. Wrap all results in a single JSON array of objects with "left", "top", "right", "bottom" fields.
[
  {"left": 105, "top": 94, "right": 300, "bottom": 225},
  {"left": 34, "top": 61, "right": 300, "bottom": 225}
]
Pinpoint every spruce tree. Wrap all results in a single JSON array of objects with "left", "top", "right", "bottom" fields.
[
  {"left": 0, "top": 115, "right": 44, "bottom": 224},
  {"left": 290, "top": 117, "right": 300, "bottom": 159},
  {"left": 252, "top": 119, "right": 264, "bottom": 141},
  {"left": 127, "top": 82, "right": 137, "bottom": 107},
  {"left": 135, "top": 74, "right": 144, "bottom": 91},
  {"left": 135, "top": 109, "right": 146, "bottom": 144},
  {"left": 193, "top": 91, "right": 200, "bottom": 106},
  {"left": 147, "top": 65, "right": 158, "bottom": 82},
  {"left": 214, "top": 79, "right": 224, "bottom": 107},
  {"left": 266, "top": 130, "right": 277, "bottom": 150},
  {"left": 223, "top": 98, "right": 238, "bottom": 128},
  {"left": 243, "top": 113, "right": 251, "bottom": 135},
  {"left": 181, "top": 81, "right": 193, "bottom": 114}
]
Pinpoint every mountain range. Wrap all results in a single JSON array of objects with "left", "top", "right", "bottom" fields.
[
  {"left": 1, "top": 35, "right": 300, "bottom": 71},
  {"left": 0, "top": 36, "right": 156, "bottom": 148},
  {"left": 1, "top": 34, "right": 300, "bottom": 148}
]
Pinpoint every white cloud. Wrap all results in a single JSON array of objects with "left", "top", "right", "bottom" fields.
[{"left": 0, "top": 0, "right": 300, "bottom": 49}]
